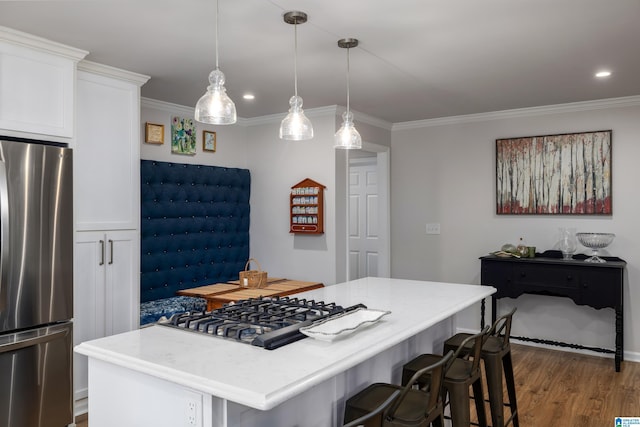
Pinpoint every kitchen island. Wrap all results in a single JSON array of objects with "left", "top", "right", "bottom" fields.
[{"left": 75, "top": 277, "right": 495, "bottom": 427}]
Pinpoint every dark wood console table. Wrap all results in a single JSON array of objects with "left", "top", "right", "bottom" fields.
[{"left": 480, "top": 255, "right": 626, "bottom": 371}]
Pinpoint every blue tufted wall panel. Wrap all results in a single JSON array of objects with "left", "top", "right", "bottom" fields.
[{"left": 140, "top": 160, "right": 251, "bottom": 303}]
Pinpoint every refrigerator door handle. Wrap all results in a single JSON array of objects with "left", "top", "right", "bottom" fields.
[
  {"left": 0, "top": 328, "right": 69, "bottom": 354},
  {"left": 0, "top": 160, "right": 8, "bottom": 309}
]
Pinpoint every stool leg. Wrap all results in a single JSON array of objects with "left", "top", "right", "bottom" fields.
[
  {"left": 472, "top": 377, "right": 488, "bottom": 427},
  {"left": 447, "top": 382, "right": 471, "bottom": 427},
  {"left": 502, "top": 352, "right": 519, "bottom": 427},
  {"left": 483, "top": 356, "right": 505, "bottom": 427}
]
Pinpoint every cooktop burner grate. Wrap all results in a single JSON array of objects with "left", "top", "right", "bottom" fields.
[{"left": 157, "top": 296, "right": 364, "bottom": 349}]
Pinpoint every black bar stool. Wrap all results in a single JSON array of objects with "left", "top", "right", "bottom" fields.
[
  {"left": 443, "top": 307, "right": 518, "bottom": 427},
  {"left": 343, "top": 351, "right": 454, "bottom": 427},
  {"left": 401, "top": 327, "right": 489, "bottom": 427}
]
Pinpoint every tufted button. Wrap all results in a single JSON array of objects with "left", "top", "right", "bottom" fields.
[{"left": 163, "top": 284, "right": 168, "bottom": 287}]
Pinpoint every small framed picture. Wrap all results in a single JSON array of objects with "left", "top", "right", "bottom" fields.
[
  {"left": 203, "top": 130, "right": 217, "bottom": 152},
  {"left": 145, "top": 122, "right": 164, "bottom": 144}
]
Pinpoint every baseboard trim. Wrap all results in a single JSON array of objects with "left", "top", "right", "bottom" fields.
[
  {"left": 454, "top": 327, "right": 640, "bottom": 363},
  {"left": 74, "top": 398, "right": 88, "bottom": 419}
]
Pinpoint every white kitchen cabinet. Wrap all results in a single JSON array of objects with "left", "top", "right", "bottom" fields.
[
  {"left": 73, "top": 229, "right": 140, "bottom": 403},
  {"left": 0, "top": 26, "right": 87, "bottom": 140},
  {"left": 72, "top": 61, "right": 148, "bottom": 408},
  {"left": 74, "top": 61, "right": 149, "bottom": 231}
]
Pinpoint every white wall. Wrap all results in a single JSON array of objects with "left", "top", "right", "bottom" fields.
[
  {"left": 245, "top": 111, "right": 339, "bottom": 286},
  {"left": 390, "top": 97, "right": 640, "bottom": 360},
  {"left": 140, "top": 98, "right": 248, "bottom": 168}
]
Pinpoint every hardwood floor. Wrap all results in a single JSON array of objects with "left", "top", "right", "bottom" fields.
[
  {"left": 510, "top": 344, "right": 640, "bottom": 427},
  {"left": 73, "top": 344, "right": 640, "bottom": 426},
  {"left": 75, "top": 412, "right": 88, "bottom": 427}
]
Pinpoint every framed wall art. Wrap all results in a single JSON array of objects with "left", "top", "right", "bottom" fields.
[
  {"left": 145, "top": 122, "right": 164, "bottom": 144},
  {"left": 171, "top": 116, "right": 196, "bottom": 155},
  {"left": 496, "top": 130, "right": 612, "bottom": 215},
  {"left": 203, "top": 130, "right": 216, "bottom": 152}
]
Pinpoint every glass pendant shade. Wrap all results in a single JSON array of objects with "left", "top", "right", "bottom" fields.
[
  {"left": 194, "top": 0, "right": 236, "bottom": 125},
  {"left": 280, "top": 95, "right": 313, "bottom": 140},
  {"left": 334, "top": 38, "right": 361, "bottom": 149},
  {"left": 334, "top": 111, "right": 362, "bottom": 149},
  {"left": 280, "top": 11, "right": 313, "bottom": 141},
  {"left": 195, "top": 69, "right": 237, "bottom": 124}
]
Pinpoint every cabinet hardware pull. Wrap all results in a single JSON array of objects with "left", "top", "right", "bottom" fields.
[
  {"left": 99, "top": 240, "right": 105, "bottom": 266},
  {"left": 108, "top": 239, "right": 114, "bottom": 265}
]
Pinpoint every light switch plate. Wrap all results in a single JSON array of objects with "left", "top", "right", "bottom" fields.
[{"left": 425, "top": 223, "right": 441, "bottom": 235}]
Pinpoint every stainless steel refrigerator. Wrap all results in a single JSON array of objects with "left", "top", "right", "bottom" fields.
[{"left": 0, "top": 138, "right": 74, "bottom": 427}]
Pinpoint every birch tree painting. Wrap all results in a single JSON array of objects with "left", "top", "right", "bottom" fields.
[{"left": 496, "top": 130, "right": 611, "bottom": 215}]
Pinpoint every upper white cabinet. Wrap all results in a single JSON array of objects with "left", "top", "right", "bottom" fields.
[
  {"left": 75, "top": 61, "right": 149, "bottom": 231},
  {"left": 0, "top": 26, "right": 87, "bottom": 140}
]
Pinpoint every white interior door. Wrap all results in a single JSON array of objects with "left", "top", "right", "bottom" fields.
[{"left": 349, "top": 157, "right": 379, "bottom": 279}]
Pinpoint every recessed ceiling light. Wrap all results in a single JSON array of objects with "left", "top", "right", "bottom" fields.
[
  {"left": 243, "top": 94, "right": 255, "bottom": 100},
  {"left": 595, "top": 70, "right": 612, "bottom": 78}
]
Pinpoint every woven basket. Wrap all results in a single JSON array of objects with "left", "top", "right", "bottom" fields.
[{"left": 239, "top": 258, "right": 267, "bottom": 289}]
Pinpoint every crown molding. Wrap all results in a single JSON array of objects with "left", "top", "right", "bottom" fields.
[
  {"left": 334, "top": 105, "right": 393, "bottom": 131},
  {"left": 242, "top": 105, "right": 339, "bottom": 127},
  {"left": 141, "top": 97, "right": 251, "bottom": 125},
  {"left": 392, "top": 95, "right": 640, "bottom": 131},
  {"left": 141, "top": 98, "right": 393, "bottom": 131},
  {"left": 0, "top": 25, "right": 88, "bottom": 61},
  {"left": 78, "top": 60, "right": 150, "bottom": 86}
]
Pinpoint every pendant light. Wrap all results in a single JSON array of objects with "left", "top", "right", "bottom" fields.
[
  {"left": 334, "top": 38, "right": 361, "bottom": 149},
  {"left": 194, "top": 0, "right": 237, "bottom": 125},
  {"left": 280, "top": 11, "right": 313, "bottom": 140}
]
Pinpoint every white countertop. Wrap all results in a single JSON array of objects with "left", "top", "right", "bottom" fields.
[{"left": 75, "top": 277, "right": 495, "bottom": 410}]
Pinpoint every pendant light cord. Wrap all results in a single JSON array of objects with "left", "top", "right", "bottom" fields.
[
  {"left": 346, "top": 47, "right": 351, "bottom": 113},
  {"left": 293, "top": 20, "right": 298, "bottom": 97},
  {"left": 215, "top": 0, "right": 220, "bottom": 70}
]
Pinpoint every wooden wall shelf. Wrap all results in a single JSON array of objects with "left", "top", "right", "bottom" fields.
[{"left": 290, "top": 178, "right": 325, "bottom": 234}]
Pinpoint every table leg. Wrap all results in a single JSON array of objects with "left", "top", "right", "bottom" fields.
[
  {"left": 615, "top": 305, "right": 623, "bottom": 372},
  {"left": 480, "top": 298, "right": 486, "bottom": 329}
]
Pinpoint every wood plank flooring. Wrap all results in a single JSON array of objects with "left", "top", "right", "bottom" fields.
[
  {"left": 510, "top": 344, "right": 640, "bottom": 427},
  {"left": 73, "top": 344, "right": 640, "bottom": 426}
]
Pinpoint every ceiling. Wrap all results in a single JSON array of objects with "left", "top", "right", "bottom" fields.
[{"left": 2, "top": 0, "right": 639, "bottom": 124}]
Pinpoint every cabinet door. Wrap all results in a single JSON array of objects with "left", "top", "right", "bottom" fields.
[
  {"left": 104, "top": 230, "right": 140, "bottom": 335},
  {"left": 0, "top": 36, "right": 84, "bottom": 139},
  {"left": 579, "top": 268, "right": 621, "bottom": 309},
  {"left": 75, "top": 70, "right": 140, "bottom": 230},
  {"left": 481, "top": 260, "right": 515, "bottom": 298},
  {"left": 73, "top": 231, "right": 106, "bottom": 402},
  {"left": 73, "top": 230, "right": 139, "bottom": 402}
]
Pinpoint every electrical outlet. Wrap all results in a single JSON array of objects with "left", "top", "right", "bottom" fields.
[
  {"left": 425, "top": 223, "right": 441, "bottom": 235},
  {"left": 184, "top": 392, "right": 202, "bottom": 427}
]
